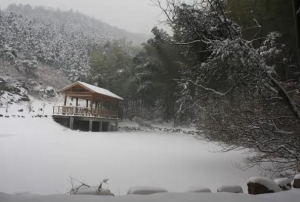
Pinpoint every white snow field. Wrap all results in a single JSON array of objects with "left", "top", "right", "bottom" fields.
[
  {"left": 0, "top": 117, "right": 260, "bottom": 195},
  {"left": 0, "top": 103, "right": 263, "bottom": 196},
  {"left": 1, "top": 190, "right": 300, "bottom": 202}
]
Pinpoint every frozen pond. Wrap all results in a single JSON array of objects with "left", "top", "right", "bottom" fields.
[{"left": 0, "top": 118, "right": 260, "bottom": 195}]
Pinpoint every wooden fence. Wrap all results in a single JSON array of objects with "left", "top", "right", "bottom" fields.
[{"left": 53, "top": 106, "right": 118, "bottom": 119}]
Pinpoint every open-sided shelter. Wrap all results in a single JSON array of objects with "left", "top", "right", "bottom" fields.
[{"left": 53, "top": 81, "right": 123, "bottom": 131}]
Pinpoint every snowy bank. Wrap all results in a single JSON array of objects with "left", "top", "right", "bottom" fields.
[
  {"left": 217, "top": 185, "right": 243, "bottom": 193},
  {"left": 187, "top": 186, "right": 211, "bottom": 193},
  {"left": 127, "top": 186, "right": 167, "bottom": 195},
  {"left": 1, "top": 191, "right": 300, "bottom": 202},
  {"left": 274, "top": 178, "right": 292, "bottom": 190}
]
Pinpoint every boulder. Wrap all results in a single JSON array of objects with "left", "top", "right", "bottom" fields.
[
  {"left": 247, "top": 177, "right": 281, "bottom": 195},
  {"left": 127, "top": 186, "right": 167, "bottom": 195},
  {"left": 71, "top": 186, "right": 114, "bottom": 196},
  {"left": 8, "top": 86, "right": 21, "bottom": 94},
  {"left": 187, "top": 186, "right": 211, "bottom": 193},
  {"left": 0, "top": 78, "right": 7, "bottom": 90},
  {"left": 0, "top": 114, "right": 3, "bottom": 117},
  {"left": 293, "top": 174, "right": 300, "bottom": 188},
  {"left": 274, "top": 178, "right": 292, "bottom": 191},
  {"left": 18, "top": 95, "right": 30, "bottom": 102},
  {"left": 217, "top": 185, "right": 243, "bottom": 193}
]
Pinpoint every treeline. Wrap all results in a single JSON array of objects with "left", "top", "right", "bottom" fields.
[{"left": 89, "top": 0, "right": 300, "bottom": 176}]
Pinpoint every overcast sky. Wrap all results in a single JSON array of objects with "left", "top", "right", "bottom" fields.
[{"left": 0, "top": 0, "right": 166, "bottom": 34}]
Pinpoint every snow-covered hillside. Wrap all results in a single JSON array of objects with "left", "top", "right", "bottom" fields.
[{"left": 0, "top": 4, "right": 146, "bottom": 84}]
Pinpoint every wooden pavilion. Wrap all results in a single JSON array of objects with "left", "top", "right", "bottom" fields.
[{"left": 53, "top": 81, "right": 123, "bottom": 132}]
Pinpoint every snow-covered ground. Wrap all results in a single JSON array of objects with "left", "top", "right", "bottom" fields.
[
  {"left": 0, "top": 103, "right": 299, "bottom": 201},
  {"left": 0, "top": 190, "right": 299, "bottom": 202},
  {"left": 0, "top": 116, "right": 259, "bottom": 195}
]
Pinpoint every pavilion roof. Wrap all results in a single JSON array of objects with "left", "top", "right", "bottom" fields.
[{"left": 59, "top": 81, "right": 123, "bottom": 100}]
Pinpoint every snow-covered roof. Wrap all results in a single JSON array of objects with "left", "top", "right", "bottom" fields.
[{"left": 59, "top": 81, "right": 123, "bottom": 100}]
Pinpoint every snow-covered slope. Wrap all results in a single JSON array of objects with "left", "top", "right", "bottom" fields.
[{"left": 0, "top": 4, "right": 146, "bottom": 82}]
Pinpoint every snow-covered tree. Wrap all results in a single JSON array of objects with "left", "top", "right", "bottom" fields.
[{"left": 155, "top": 0, "right": 300, "bottom": 176}]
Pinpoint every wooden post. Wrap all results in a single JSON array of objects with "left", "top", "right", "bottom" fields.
[
  {"left": 64, "top": 95, "right": 67, "bottom": 106},
  {"left": 90, "top": 100, "right": 93, "bottom": 116},
  {"left": 99, "top": 121, "right": 102, "bottom": 132},
  {"left": 107, "top": 122, "right": 110, "bottom": 132},
  {"left": 76, "top": 98, "right": 79, "bottom": 107},
  {"left": 70, "top": 117, "right": 74, "bottom": 130},
  {"left": 115, "top": 121, "right": 118, "bottom": 131},
  {"left": 89, "top": 120, "right": 93, "bottom": 132},
  {"left": 86, "top": 99, "right": 88, "bottom": 108}
]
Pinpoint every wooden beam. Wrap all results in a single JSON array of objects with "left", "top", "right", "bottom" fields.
[{"left": 65, "top": 92, "right": 93, "bottom": 96}]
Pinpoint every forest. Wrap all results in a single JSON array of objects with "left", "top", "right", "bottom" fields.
[{"left": 1, "top": 0, "right": 300, "bottom": 176}]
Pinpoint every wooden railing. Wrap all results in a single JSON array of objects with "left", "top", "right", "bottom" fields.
[{"left": 53, "top": 106, "right": 118, "bottom": 119}]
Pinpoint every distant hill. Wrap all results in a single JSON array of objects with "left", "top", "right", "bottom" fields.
[
  {"left": 0, "top": 4, "right": 148, "bottom": 105},
  {"left": 0, "top": 4, "right": 147, "bottom": 82},
  {"left": 6, "top": 4, "right": 148, "bottom": 46}
]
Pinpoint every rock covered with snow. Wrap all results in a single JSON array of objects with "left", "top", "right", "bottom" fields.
[
  {"left": 247, "top": 177, "right": 281, "bottom": 195},
  {"left": 217, "top": 185, "right": 243, "bottom": 193},
  {"left": 274, "top": 178, "right": 292, "bottom": 191},
  {"left": 127, "top": 186, "right": 168, "bottom": 195},
  {"left": 187, "top": 186, "right": 211, "bottom": 193},
  {"left": 71, "top": 186, "right": 114, "bottom": 196},
  {"left": 293, "top": 174, "right": 300, "bottom": 188}
]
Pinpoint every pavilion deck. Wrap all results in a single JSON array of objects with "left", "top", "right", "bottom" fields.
[{"left": 53, "top": 106, "right": 119, "bottom": 119}]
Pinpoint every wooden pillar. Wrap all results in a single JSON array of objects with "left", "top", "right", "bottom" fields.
[
  {"left": 117, "top": 101, "right": 119, "bottom": 118},
  {"left": 99, "top": 121, "right": 102, "bottom": 132},
  {"left": 64, "top": 95, "right": 67, "bottom": 106},
  {"left": 107, "top": 122, "right": 110, "bottom": 132},
  {"left": 76, "top": 98, "right": 79, "bottom": 107},
  {"left": 89, "top": 120, "right": 93, "bottom": 132},
  {"left": 70, "top": 117, "right": 74, "bottom": 130},
  {"left": 90, "top": 100, "right": 93, "bottom": 116},
  {"left": 115, "top": 121, "right": 118, "bottom": 131},
  {"left": 86, "top": 99, "right": 88, "bottom": 107}
]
